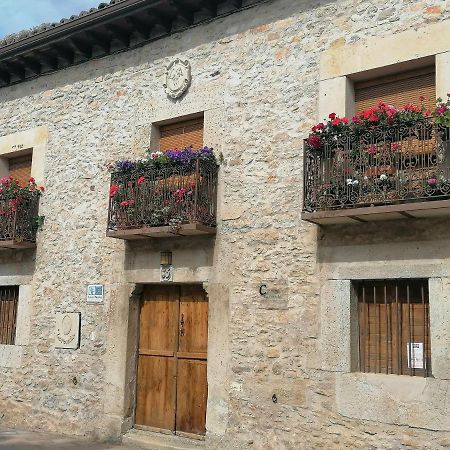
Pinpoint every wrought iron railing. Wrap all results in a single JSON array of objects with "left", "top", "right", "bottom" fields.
[
  {"left": 107, "top": 159, "right": 218, "bottom": 232},
  {"left": 0, "top": 191, "right": 40, "bottom": 243},
  {"left": 303, "top": 119, "right": 450, "bottom": 212}
]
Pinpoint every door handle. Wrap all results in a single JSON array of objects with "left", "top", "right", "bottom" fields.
[{"left": 179, "top": 313, "right": 185, "bottom": 337}]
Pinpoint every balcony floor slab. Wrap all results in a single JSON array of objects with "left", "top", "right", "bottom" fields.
[
  {"left": 0, "top": 240, "right": 36, "bottom": 249},
  {"left": 302, "top": 199, "right": 450, "bottom": 225},
  {"left": 106, "top": 223, "right": 216, "bottom": 240}
]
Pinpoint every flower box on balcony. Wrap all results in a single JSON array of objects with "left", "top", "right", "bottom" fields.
[
  {"left": 106, "top": 147, "right": 218, "bottom": 239},
  {"left": 0, "top": 178, "right": 42, "bottom": 249},
  {"left": 302, "top": 117, "right": 450, "bottom": 225}
]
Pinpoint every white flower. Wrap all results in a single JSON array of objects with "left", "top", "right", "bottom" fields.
[
  {"left": 380, "top": 174, "right": 388, "bottom": 180},
  {"left": 364, "top": 176, "right": 368, "bottom": 181},
  {"left": 151, "top": 151, "right": 163, "bottom": 159},
  {"left": 352, "top": 180, "right": 359, "bottom": 186},
  {"left": 346, "top": 178, "right": 353, "bottom": 186}
]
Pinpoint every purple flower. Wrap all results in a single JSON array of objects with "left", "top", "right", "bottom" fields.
[
  {"left": 115, "top": 160, "right": 135, "bottom": 172},
  {"left": 427, "top": 177, "right": 437, "bottom": 186}
]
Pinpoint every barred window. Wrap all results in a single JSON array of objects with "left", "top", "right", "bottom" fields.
[
  {"left": 356, "top": 279, "right": 431, "bottom": 377},
  {"left": 0, "top": 286, "right": 19, "bottom": 345}
]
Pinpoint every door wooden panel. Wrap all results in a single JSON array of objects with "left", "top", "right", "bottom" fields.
[
  {"left": 135, "top": 284, "right": 208, "bottom": 435},
  {"left": 176, "top": 359, "right": 208, "bottom": 435},
  {"left": 135, "top": 356, "right": 176, "bottom": 429},
  {"left": 135, "top": 285, "right": 179, "bottom": 429},
  {"left": 179, "top": 285, "right": 208, "bottom": 356},
  {"left": 139, "top": 285, "right": 179, "bottom": 354}
]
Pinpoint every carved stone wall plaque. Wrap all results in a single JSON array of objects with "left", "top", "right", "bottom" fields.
[
  {"left": 55, "top": 312, "right": 81, "bottom": 349},
  {"left": 160, "top": 265, "right": 174, "bottom": 282},
  {"left": 164, "top": 59, "right": 191, "bottom": 99}
]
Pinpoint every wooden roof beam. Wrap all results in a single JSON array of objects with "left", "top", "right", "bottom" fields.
[
  {"left": 17, "top": 55, "right": 42, "bottom": 75},
  {"left": 105, "top": 23, "right": 131, "bottom": 47},
  {"left": 68, "top": 38, "right": 92, "bottom": 59},
  {"left": 125, "top": 16, "right": 151, "bottom": 39},
  {"left": 84, "top": 30, "right": 111, "bottom": 53},
  {"left": 3, "top": 61, "right": 26, "bottom": 80}
]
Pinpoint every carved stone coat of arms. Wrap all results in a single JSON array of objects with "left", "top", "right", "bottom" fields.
[{"left": 164, "top": 58, "right": 191, "bottom": 99}]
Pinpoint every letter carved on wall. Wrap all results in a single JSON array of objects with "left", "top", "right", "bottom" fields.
[{"left": 163, "top": 58, "right": 191, "bottom": 99}]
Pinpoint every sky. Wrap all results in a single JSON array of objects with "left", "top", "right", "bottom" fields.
[{"left": 0, "top": 0, "right": 102, "bottom": 38}]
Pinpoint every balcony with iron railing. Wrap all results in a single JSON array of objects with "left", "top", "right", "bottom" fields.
[
  {"left": 107, "top": 158, "right": 218, "bottom": 239},
  {"left": 302, "top": 118, "right": 450, "bottom": 224},
  {"left": 0, "top": 190, "right": 40, "bottom": 248}
]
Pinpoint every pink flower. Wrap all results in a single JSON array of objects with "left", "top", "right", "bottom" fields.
[
  {"left": 29, "top": 177, "right": 35, "bottom": 184},
  {"left": 427, "top": 178, "right": 437, "bottom": 186},
  {"left": 137, "top": 176, "right": 145, "bottom": 185},
  {"left": 120, "top": 200, "right": 129, "bottom": 207},
  {"left": 341, "top": 117, "right": 349, "bottom": 124},
  {"left": 367, "top": 146, "right": 377, "bottom": 155}
]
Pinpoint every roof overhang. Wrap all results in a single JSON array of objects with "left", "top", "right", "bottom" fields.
[{"left": 0, "top": 0, "right": 266, "bottom": 87}]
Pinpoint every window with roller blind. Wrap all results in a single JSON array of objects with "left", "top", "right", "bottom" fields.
[
  {"left": 354, "top": 67, "right": 436, "bottom": 113},
  {"left": 159, "top": 118, "right": 204, "bottom": 151},
  {"left": 0, "top": 286, "right": 19, "bottom": 346},
  {"left": 8, "top": 153, "right": 32, "bottom": 186},
  {"left": 356, "top": 279, "right": 431, "bottom": 378}
]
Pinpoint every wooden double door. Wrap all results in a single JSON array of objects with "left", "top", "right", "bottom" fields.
[{"left": 135, "top": 285, "right": 208, "bottom": 436}]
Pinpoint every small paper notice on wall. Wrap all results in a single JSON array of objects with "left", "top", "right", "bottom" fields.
[{"left": 407, "top": 342, "right": 424, "bottom": 369}]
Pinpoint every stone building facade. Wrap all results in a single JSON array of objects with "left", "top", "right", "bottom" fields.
[{"left": 0, "top": 0, "right": 450, "bottom": 449}]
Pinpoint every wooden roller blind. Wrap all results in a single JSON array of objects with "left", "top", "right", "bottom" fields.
[
  {"left": 0, "top": 286, "right": 19, "bottom": 345},
  {"left": 9, "top": 154, "right": 32, "bottom": 186},
  {"left": 355, "top": 67, "right": 436, "bottom": 113},
  {"left": 357, "top": 279, "right": 431, "bottom": 378},
  {"left": 159, "top": 118, "right": 204, "bottom": 151}
]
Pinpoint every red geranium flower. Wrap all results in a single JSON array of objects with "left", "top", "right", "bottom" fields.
[
  {"left": 331, "top": 118, "right": 341, "bottom": 126},
  {"left": 109, "top": 185, "right": 120, "bottom": 198},
  {"left": 137, "top": 176, "right": 146, "bottom": 185}
]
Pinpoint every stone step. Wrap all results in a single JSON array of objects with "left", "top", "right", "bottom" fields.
[{"left": 122, "top": 429, "right": 205, "bottom": 450}]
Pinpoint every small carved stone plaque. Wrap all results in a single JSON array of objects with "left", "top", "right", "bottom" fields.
[
  {"left": 164, "top": 58, "right": 191, "bottom": 99},
  {"left": 160, "top": 265, "right": 174, "bottom": 282},
  {"left": 55, "top": 313, "right": 81, "bottom": 349}
]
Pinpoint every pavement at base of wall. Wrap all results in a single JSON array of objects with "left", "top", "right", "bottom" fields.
[{"left": 0, "top": 429, "right": 136, "bottom": 450}]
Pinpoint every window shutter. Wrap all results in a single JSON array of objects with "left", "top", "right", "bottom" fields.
[
  {"left": 0, "top": 286, "right": 19, "bottom": 345},
  {"left": 355, "top": 67, "right": 436, "bottom": 113},
  {"left": 159, "top": 118, "right": 204, "bottom": 151},
  {"left": 357, "top": 279, "right": 431, "bottom": 377},
  {"left": 9, "top": 154, "right": 32, "bottom": 186}
]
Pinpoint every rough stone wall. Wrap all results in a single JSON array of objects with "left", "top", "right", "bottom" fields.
[{"left": 0, "top": 0, "right": 449, "bottom": 448}]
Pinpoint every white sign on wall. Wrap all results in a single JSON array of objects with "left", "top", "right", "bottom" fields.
[
  {"left": 87, "top": 284, "right": 104, "bottom": 304},
  {"left": 407, "top": 342, "right": 424, "bottom": 369},
  {"left": 55, "top": 313, "right": 81, "bottom": 349}
]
